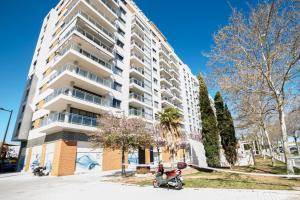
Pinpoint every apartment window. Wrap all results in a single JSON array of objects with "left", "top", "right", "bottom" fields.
[
  {"left": 21, "top": 105, "right": 26, "bottom": 114},
  {"left": 119, "top": 17, "right": 126, "bottom": 25},
  {"left": 152, "top": 58, "right": 157, "bottom": 63},
  {"left": 152, "top": 48, "right": 156, "bottom": 53},
  {"left": 112, "top": 99, "right": 121, "bottom": 109},
  {"left": 113, "top": 82, "right": 122, "bottom": 92},
  {"left": 120, "top": 0, "right": 127, "bottom": 5},
  {"left": 117, "top": 40, "right": 124, "bottom": 48},
  {"left": 118, "top": 28, "right": 125, "bottom": 37},
  {"left": 154, "top": 101, "right": 159, "bottom": 108},
  {"left": 116, "top": 53, "right": 124, "bottom": 62},
  {"left": 154, "top": 89, "right": 158, "bottom": 96},
  {"left": 153, "top": 78, "right": 158, "bottom": 85},
  {"left": 114, "top": 66, "right": 123, "bottom": 76},
  {"left": 155, "top": 114, "right": 159, "bottom": 120},
  {"left": 152, "top": 39, "right": 156, "bottom": 45},
  {"left": 153, "top": 68, "right": 157, "bottom": 74},
  {"left": 120, "top": 7, "right": 126, "bottom": 15}
]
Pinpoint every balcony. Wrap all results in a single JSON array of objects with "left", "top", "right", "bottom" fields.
[
  {"left": 64, "top": 0, "right": 116, "bottom": 34},
  {"left": 62, "top": 9, "right": 115, "bottom": 44},
  {"left": 131, "top": 40, "right": 151, "bottom": 56},
  {"left": 83, "top": 0, "right": 116, "bottom": 26},
  {"left": 130, "top": 66, "right": 151, "bottom": 81},
  {"left": 129, "top": 78, "right": 151, "bottom": 94},
  {"left": 73, "top": 25, "right": 114, "bottom": 58},
  {"left": 162, "top": 97, "right": 175, "bottom": 108},
  {"left": 131, "top": 52, "right": 149, "bottom": 67},
  {"left": 160, "top": 76, "right": 172, "bottom": 87},
  {"left": 161, "top": 86, "right": 173, "bottom": 97},
  {"left": 129, "top": 92, "right": 152, "bottom": 108},
  {"left": 131, "top": 29, "right": 151, "bottom": 47},
  {"left": 129, "top": 108, "right": 153, "bottom": 120},
  {"left": 44, "top": 88, "right": 113, "bottom": 113},
  {"left": 48, "top": 64, "right": 116, "bottom": 95},
  {"left": 52, "top": 42, "right": 113, "bottom": 76},
  {"left": 36, "top": 112, "right": 97, "bottom": 134},
  {"left": 171, "top": 86, "right": 181, "bottom": 94}
]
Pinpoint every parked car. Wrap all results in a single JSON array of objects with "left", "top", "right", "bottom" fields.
[{"left": 290, "top": 147, "right": 299, "bottom": 154}]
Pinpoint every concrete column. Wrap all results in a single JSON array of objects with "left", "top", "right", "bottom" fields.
[
  {"left": 51, "top": 140, "right": 77, "bottom": 176},
  {"left": 24, "top": 147, "right": 32, "bottom": 172},
  {"left": 145, "top": 148, "right": 150, "bottom": 164}
]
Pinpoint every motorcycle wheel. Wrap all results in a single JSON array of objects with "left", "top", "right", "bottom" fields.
[
  {"left": 175, "top": 179, "right": 183, "bottom": 190},
  {"left": 153, "top": 179, "right": 159, "bottom": 188}
]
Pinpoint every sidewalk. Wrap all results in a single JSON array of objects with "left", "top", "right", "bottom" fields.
[{"left": 0, "top": 172, "right": 25, "bottom": 179}]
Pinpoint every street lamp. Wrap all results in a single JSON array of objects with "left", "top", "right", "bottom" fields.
[{"left": 0, "top": 107, "right": 13, "bottom": 164}]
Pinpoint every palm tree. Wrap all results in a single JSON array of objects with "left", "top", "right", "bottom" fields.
[{"left": 158, "top": 107, "right": 182, "bottom": 167}]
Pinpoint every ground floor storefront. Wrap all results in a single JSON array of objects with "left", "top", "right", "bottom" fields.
[{"left": 20, "top": 138, "right": 188, "bottom": 176}]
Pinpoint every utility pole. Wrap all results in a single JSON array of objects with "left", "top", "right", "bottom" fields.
[{"left": 0, "top": 108, "right": 13, "bottom": 167}]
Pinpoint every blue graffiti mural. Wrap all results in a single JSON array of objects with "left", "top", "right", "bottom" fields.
[
  {"left": 31, "top": 154, "right": 40, "bottom": 168},
  {"left": 76, "top": 155, "right": 99, "bottom": 170},
  {"left": 128, "top": 152, "right": 138, "bottom": 165}
]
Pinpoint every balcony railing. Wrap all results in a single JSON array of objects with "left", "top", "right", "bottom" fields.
[
  {"left": 49, "top": 64, "right": 115, "bottom": 90},
  {"left": 129, "top": 93, "right": 152, "bottom": 105},
  {"left": 129, "top": 108, "right": 152, "bottom": 120},
  {"left": 100, "top": 0, "right": 118, "bottom": 15},
  {"left": 76, "top": 25, "right": 114, "bottom": 53},
  {"left": 130, "top": 66, "right": 151, "bottom": 80},
  {"left": 54, "top": 43, "right": 113, "bottom": 71},
  {"left": 83, "top": 0, "right": 115, "bottom": 25},
  {"left": 63, "top": 9, "right": 115, "bottom": 40},
  {"left": 60, "top": 24, "right": 114, "bottom": 54},
  {"left": 45, "top": 87, "right": 110, "bottom": 107},
  {"left": 40, "top": 112, "right": 97, "bottom": 127}
]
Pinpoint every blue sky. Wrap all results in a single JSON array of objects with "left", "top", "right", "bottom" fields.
[{"left": 0, "top": 0, "right": 250, "bottom": 143}]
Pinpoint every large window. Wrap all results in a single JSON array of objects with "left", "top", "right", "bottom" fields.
[{"left": 112, "top": 99, "right": 121, "bottom": 109}]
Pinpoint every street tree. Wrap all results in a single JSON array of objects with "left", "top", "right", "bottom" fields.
[
  {"left": 89, "top": 112, "right": 153, "bottom": 176},
  {"left": 207, "top": 0, "right": 300, "bottom": 174}
]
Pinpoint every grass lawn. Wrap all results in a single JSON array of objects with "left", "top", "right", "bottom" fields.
[
  {"left": 232, "top": 156, "right": 300, "bottom": 175},
  {"left": 118, "top": 157, "right": 300, "bottom": 190}
]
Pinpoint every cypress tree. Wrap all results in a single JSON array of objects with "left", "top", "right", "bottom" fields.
[
  {"left": 198, "top": 75, "right": 220, "bottom": 167},
  {"left": 214, "top": 92, "right": 237, "bottom": 167}
]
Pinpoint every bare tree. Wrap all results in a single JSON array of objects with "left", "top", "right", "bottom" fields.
[
  {"left": 207, "top": 0, "right": 300, "bottom": 174},
  {"left": 236, "top": 93, "right": 277, "bottom": 165},
  {"left": 89, "top": 112, "right": 153, "bottom": 176}
]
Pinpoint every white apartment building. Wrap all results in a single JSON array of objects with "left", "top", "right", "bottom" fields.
[{"left": 12, "top": 0, "right": 207, "bottom": 175}]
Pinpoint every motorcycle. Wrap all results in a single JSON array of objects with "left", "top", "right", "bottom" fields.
[
  {"left": 153, "top": 162, "right": 186, "bottom": 190},
  {"left": 32, "top": 165, "right": 49, "bottom": 176}
]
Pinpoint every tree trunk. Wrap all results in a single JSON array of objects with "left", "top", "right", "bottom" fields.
[
  {"left": 262, "top": 126, "right": 276, "bottom": 166},
  {"left": 259, "top": 128, "right": 266, "bottom": 160},
  {"left": 294, "top": 136, "right": 299, "bottom": 156},
  {"left": 183, "top": 148, "right": 186, "bottom": 163},
  {"left": 157, "top": 147, "right": 160, "bottom": 164},
  {"left": 121, "top": 147, "right": 126, "bottom": 176},
  {"left": 278, "top": 105, "right": 294, "bottom": 175},
  {"left": 251, "top": 141, "right": 256, "bottom": 166}
]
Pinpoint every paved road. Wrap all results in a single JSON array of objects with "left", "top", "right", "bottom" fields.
[{"left": 0, "top": 173, "right": 299, "bottom": 200}]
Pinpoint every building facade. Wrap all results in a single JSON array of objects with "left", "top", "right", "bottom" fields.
[{"left": 12, "top": 0, "right": 207, "bottom": 175}]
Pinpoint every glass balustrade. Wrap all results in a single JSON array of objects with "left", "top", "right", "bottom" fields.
[
  {"left": 45, "top": 88, "right": 110, "bottom": 108},
  {"left": 54, "top": 43, "right": 113, "bottom": 71},
  {"left": 48, "top": 64, "right": 114, "bottom": 89},
  {"left": 40, "top": 112, "right": 97, "bottom": 127}
]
